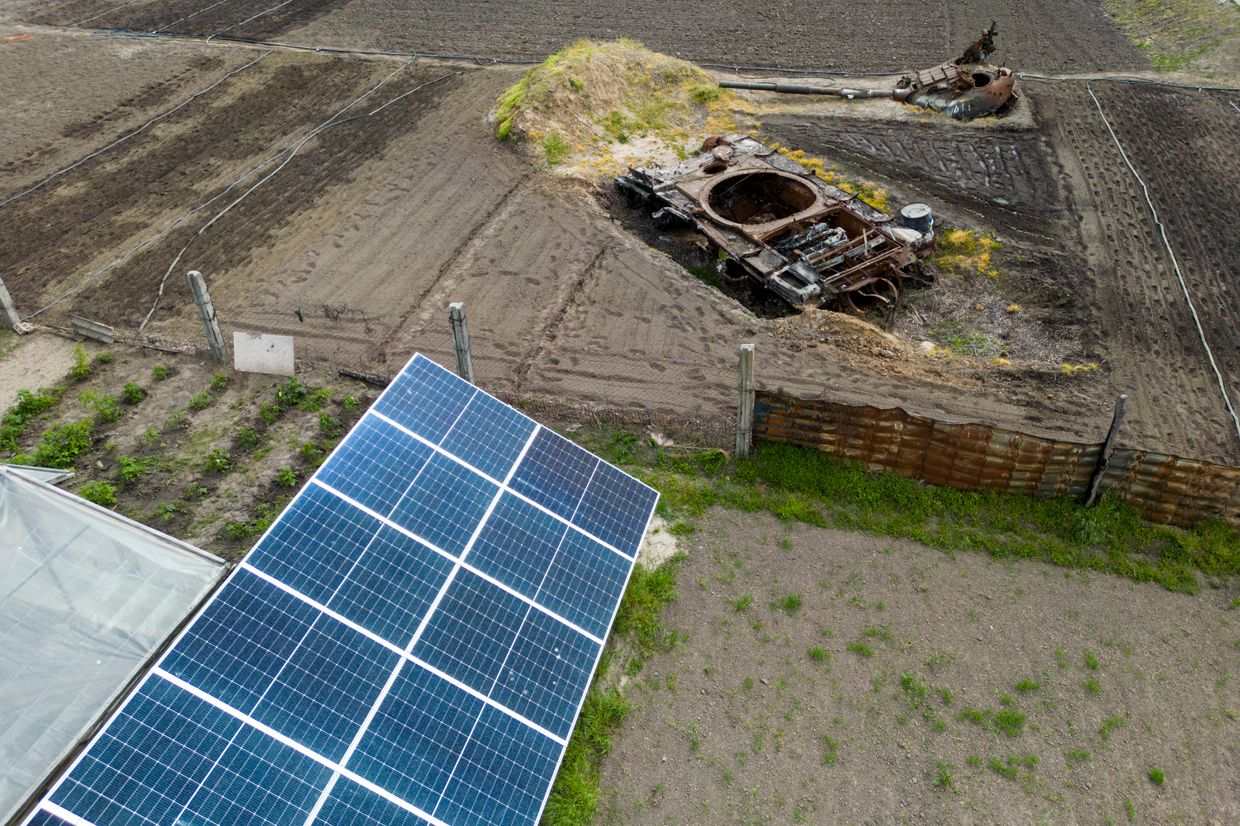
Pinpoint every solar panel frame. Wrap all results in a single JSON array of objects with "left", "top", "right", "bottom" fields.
[{"left": 23, "top": 353, "right": 659, "bottom": 826}]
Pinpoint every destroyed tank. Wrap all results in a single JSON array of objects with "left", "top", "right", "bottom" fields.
[
  {"left": 615, "top": 136, "right": 935, "bottom": 314},
  {"left": 719, "top": 21, "right": 1017, "bottom": 121}
]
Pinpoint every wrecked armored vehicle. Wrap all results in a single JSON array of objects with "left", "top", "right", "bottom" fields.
[
  {"left": 616, "top": 136, "right": 935, "bottom": 312},
  {"left": 719, "top": 21, "right": 1016, "bottom": 120},
  {"left": 896, "top": 21, "right": 1016, "bottom": 119}
]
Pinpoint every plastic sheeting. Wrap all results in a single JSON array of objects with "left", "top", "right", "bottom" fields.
[
  {"left": 0, "top": 463, "right": 74, "bottom": 485},
  {"left": 0, "top": 467, "right": 224, "bottom": 822}
]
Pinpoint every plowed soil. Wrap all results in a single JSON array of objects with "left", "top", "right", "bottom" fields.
[
  {"left": 2, "top": 9, "right": 1238, "bottom": 464},
  {"left": 763, "top": 82, "right": 1240, "bottom": 464},
  {"left": 24, "top": 0, "right": 1145, "bottom": 72}
]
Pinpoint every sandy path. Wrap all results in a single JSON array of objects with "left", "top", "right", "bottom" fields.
[{"left": 0, "top": 333, "right": 78, "bottom": 409}]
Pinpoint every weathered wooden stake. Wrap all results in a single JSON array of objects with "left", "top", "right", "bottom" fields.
[
  {"left": 186, "top": 270, "right": 227, "bottom": 363},
  {"left": 449, "top": 302, "right": 475, "bottom": 384},
  {"left": 736, "top": 343, "right": 755, "bottom": 458},
  {"left": 1085, "top": 393, "right": 1127, "bottom": 507},
  {"left": 0, "top": 276, "right": 22, "bottom": 330}
]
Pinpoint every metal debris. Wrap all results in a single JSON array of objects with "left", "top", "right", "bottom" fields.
[
  {"left": 720, "top": 21, "right": 1017, "bottom": 120},
  {"left": 616, "top": 136, "right": 935, "bottom": 312}
]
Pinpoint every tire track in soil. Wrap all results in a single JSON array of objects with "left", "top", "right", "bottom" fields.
[
  {"left": 1095, "top": 85, "right": 1240, "bottom": 447},
  {"left": 761, "top": 113, "right": 1063, "bottom": 240},
  {"left": 1039, "top": 84, "right": 1240, "bottom": 464},
  {"left": 512, "top": 245, "right": 608, "bottom": 392},
  {"left": 372, "top": 174, "right": 533, "bottom": 364}
]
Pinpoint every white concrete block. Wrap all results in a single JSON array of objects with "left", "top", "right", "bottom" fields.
[{"left": 233, "top": 332, "right": 294, "bottom": 376}]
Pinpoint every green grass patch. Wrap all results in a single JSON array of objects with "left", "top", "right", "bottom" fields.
[
  {"left": 1100, "top": 715, "right": 1128, "bottom": 743},
  {"left": 954, "top": 705, "right": 1026, "bottom": 737},
  {"left": 0, "top": 386, "right": 63, "bottom": 455},
  {"left": 847, "top": 640, "right": 874, "bottom": 658},
  {"left": 1014, "top": 678, "right": 1042, "bottom": 694},
  {"left": 820, "top": 734, "right": 839, "bottom": 765},
  {"left": 932, "top": 760, "right": 955, "bottom": 792},
  {"left": 775, "top": 593, "right": 802, "bottom": 615},
  {"left": 1065, "top": 747, "right": 1092, "bottom": 766},
  {"left": 544, "top": 558, "right": 679, "bottom": 824},
  {"left": 958, "top": 707, "right": 987, "bottom": 725},
  {"left": 543, "top": 133, "right": 571, "bottom": 166},
  {"left": 993, "top": 707, "right": 1027, "bottom": 738},
  {"left": 1106, "top": 0, "right": 1240, "bottom": 76},
  {"left": 1147, "top": 766, "right": 1165, "bottom": 786},
  {"left": 609, "top": 439, "right": 1240, "bottom": 594},
  {"left": 862, "top": 624, "right": 893, "bottom": 641},
  {"left": 989, "top": 753, "right": 1038, "bottom": 780}
]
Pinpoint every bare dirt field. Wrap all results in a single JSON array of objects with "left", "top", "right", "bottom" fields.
[
  {"left": 3, "top": 4, "right": 1240, "bottom": 825},
  {"left": 761, "top": 80, "right": 1240, "bottom": 465},
  {"left": 0, "top": 25, "right": 1130, "bottom": 452},
  {"left": 599, "top": 509, "right": 1240, "bottom": 825},
  {"left": 26, "top": 0, "right": 1148, "bottom": 74}
]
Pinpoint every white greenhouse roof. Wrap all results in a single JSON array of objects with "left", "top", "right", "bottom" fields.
[{"left": 0, "top": 466, "right": 225, "bottom": 822}]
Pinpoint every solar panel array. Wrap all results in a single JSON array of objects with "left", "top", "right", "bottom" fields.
[{"left": 26, "top": 354, "right": 658, "bottom": 826}]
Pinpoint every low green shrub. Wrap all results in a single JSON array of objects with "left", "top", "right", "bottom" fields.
[
  {"left": 78, "top": 481, "right": 117, "bottom": 508},
  {"left": 32, "top": 419, "right": 94, "bottom": 468}
]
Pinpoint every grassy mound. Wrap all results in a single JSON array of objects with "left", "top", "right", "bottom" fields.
[{"left": 492, "top": 39, "right": 752, "bottom": 171}]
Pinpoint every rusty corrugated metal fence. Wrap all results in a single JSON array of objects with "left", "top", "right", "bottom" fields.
[{"left": 754, "top": 391, "right": 1240, "bottom": 528}]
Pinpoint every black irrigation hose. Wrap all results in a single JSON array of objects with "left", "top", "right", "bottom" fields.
[{"left": 1019, "top": 72, "right": 1240, "bottom": 93}]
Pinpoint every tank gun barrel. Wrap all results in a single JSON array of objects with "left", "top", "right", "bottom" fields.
[{"left": 717, "top": 80, "right": 890, "bottom": 99}]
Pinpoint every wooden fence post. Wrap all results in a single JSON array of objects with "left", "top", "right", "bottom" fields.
[
  {"left": 0, "top": 276, "right": 22, "bottom": 330},
  {"left": 448, "top": 302, "right": 474, "bottom": 384},
  {"left": 1085, "top": 393, "right": 1127, "bottom": 507},
  {"left": 736, "top": 343, "right": 755, "bottom": 458},
  {"left": 186, "top": 270, "right": 228, "bottom": 364}
]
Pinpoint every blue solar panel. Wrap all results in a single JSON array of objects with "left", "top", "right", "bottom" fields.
[
  {"left": 317, "top": 779, "right": 432, "bottom": 826},
  {"left": 349, "top": 664, "right": 481, "bottom": 812},
  {"left": 25, "top": 813, "right": 72, "bottom": 826},
  {"left": 26, "top": 353, "right": 658, "bottom": 826},
  {"left": 509, "top": 428, "right": 600, "bottom": 520}
]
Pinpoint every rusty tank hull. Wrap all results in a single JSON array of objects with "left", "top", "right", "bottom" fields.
[{"left": 615, "top": 136, "right": 934, "bottom": 312}]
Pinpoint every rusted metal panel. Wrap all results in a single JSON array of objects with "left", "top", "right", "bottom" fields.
[
  {"left": 616, "top": 137, "right": 934, "bottom": 313},
  {"left": 753, "top": 389, "right": 1240, "bottom": 529}
]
